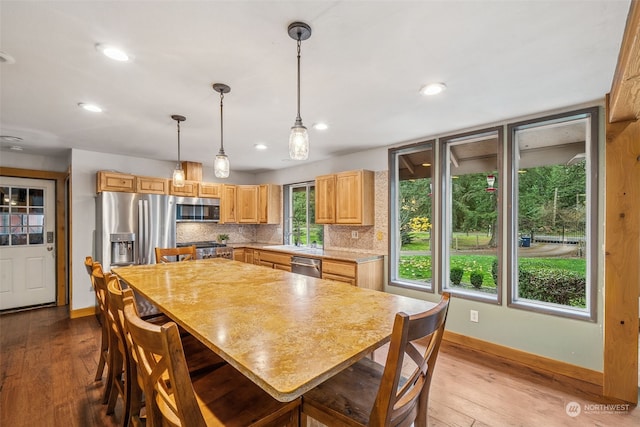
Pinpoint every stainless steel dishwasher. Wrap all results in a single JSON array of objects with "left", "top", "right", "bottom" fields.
[{"left": 290, "top": 256, "right": 322, "bottom": 278}]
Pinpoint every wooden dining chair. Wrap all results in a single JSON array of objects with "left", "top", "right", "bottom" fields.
[
  {"left": 89, "top": 261, "right": 115, "bottom": 406},
  {"left": 155, "top": 245, "right": 197, "bottom": 263},
  {"left": 301, "top": 292, "right": 451, "bottom": 427},
  {"left": 123, "top": 297, "right": 301, "bottom": 427},
  {"left": 106, "top": 275, "right": 228, "bottom": 427},
  {"left": 85, "top": 256, "right": 109, "bottom": 383}
]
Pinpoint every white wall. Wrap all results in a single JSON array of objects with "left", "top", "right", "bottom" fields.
[
  {"left": 256, "top": 147, "right": 388, "bottom": 184},
  {"left": 69, "top": 148, "right": 257, "bottom": 311},
  {"left": 0, "top": 150, "right": 69, "bottom": 172}
]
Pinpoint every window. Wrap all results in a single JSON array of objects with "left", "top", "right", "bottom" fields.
[
  {"left": 283, "top": 182, "right": 323, "bottom": 247},
  {"left": 389, "top": 141, "right": 435, "bottom": 291},
  {"left": 388, "top": 106, "right": 599, "bottom": 321},
  {"left": 507, "top": 108, "right": 598, "bottom": 320},
  {"left": 441, "top": 128, "right": 502, "bottom": 303},
  {"left": 0, "top": 186, "right": 45, "bottom": 246}
]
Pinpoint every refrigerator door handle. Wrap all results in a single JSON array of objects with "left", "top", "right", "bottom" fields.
[
  {"left": 138, "top": 199, "right": 145, "bottom": 264},
  {"left": 143, "top": 199, "right": 150, "bottom": 264}
]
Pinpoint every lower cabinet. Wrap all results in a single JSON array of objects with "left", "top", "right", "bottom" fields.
[
  {"left": 256, "top": 250, "right": 291, "bottom": 271},
  {"left": 233, "top": 248, "right": 244, "bottom": 262},
  {"left": 322, "top": 258, "right": 383, "bottom": 290}
]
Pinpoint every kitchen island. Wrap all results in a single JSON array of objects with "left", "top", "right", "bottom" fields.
[
  {"left": 228, "top": 243, "right": 385, "bottom": 290},
  {"left": 113, "top": 258, "right": 433, "bottom": 402}
]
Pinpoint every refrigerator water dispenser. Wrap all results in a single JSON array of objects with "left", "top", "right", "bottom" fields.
[{"left": 110, "top": 233, "right": 135, "bottom": 265}]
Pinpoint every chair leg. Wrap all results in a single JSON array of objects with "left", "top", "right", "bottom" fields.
[
  {"left": 95, "top": 322, "right": 109, "bottom": 381},
  {"left": 106, "top": 349, "right": 123, "bottom": 414},
  {"left": 102, "top": 343, "right": 116, "bottom": 404}
]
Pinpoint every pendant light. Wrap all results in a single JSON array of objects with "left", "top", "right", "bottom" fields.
[
  {"left": 171, "top": 114, "right": 186, "bottom": 187},
  {"left": 288, "top": 21, "right": 312, "bottom": 160},
  {"left": 213, "top": 83, "right": 231, "bottom": 178}
]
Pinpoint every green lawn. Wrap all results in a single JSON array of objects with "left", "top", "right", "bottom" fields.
[{"left": 399, "top": 254, "right": 586, "bottom": 287}]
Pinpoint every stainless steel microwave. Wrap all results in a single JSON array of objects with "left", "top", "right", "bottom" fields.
[{"left": 175, "top": 197, "right": 220, "bottom": 222}]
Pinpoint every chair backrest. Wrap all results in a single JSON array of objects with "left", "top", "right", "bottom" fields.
[
  {"left": 91, "top": 262, "right": 109, "bottom": 317},
  {"left": 155, "top": 246, "right": 197, "bottom": 263},
  {"left": 123, "top": 297, "right": 207, "bottom": 427},
  {"left": 85, "top": 256, "right": 96, "bottom": 289},
  {"left": 371, "top": 292, "right": 450, "bottom": 426}
]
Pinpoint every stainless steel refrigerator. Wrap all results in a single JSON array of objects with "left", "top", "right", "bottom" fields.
[{"left": 95, "top": 191, "right": 176, "bottom": 271}]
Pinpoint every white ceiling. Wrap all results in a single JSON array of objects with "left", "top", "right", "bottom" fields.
[{"left": 0, "top": 0, "right": 630, "bottom": 174}]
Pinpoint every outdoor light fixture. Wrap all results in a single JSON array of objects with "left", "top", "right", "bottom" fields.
[
  {"left": 486, "top": 174, "right": 496, "bottom": 192},
  {"left": 171, "top": 115, "right": 186, "bottom": 187},
  {"left": 213, "top": 83, "right": 231, "bottom": 178},
  {"left": 288, "top": 21, "right": 312, "bottom": 160}
]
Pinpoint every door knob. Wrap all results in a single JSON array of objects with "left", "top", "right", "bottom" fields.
[{"left": 47, "top": 246, "right": 54, "bottom": 251}]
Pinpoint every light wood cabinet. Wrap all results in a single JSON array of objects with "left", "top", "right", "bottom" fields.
[
  {"left": 169, "top": 181, "right": 198, "bottom": 197},
  {"left": 335, "top": 170, "right": 374, "bottom": 225},
  {"left": 233, "top": 248, "right": 245, "bottom": 262},
  {"left": 315, "top": 174, "right": 336, "bottom": 224},
  {"left": 259, "top": 184, "right": 281, "bottom": 224},
  {"left": 248, "top": 249, "right": 292, "bottom": 271},
  {"left": 96, "top": 171, "right": 135, "bottom": 193},
  {"left": 136, "top": 176, "right": 168, "bottom": 194},
  {"left": 220, "top": 185, "right": 237, "bottom": 223},
  {"left": 322, "top": 258, "right": 383, "bottom": 290},
  {"left": 237, "top": 185, "right": 259, "bottom": 223},
  {"left": 244, "top": 249, "right": 254, "bottom": 264},
  {"left": 198, "top": 182, "right": 222, "bottom": 198},
  {"left": 315, "top": 170, "right": 374, "bottom": 225}
]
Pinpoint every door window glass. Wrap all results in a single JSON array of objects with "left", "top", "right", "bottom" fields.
[{"left": 0, "top": 185, "right": 46, "bottom": 246}]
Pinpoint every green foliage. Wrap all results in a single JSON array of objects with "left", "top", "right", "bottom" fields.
[
  {"left": 491, "top": 258, "right": 498, "bottom": 285},
  {"left": 217, "top": 234, "right": 229, "bottom": 242},
  {"left": 450, "top": 267, "right": 463, "bottom": 285},
  {"left": 409, "top": 216, "right": 431, "bottom": 232},
  {"left": 470, "top": 271, "right": 484, "bottom": 288},
  {"left": 399, "top": 256, "right": 432, "bottom": 280},
  {"left": 518, "top": 267, "right": 586, "bottom": 307}
]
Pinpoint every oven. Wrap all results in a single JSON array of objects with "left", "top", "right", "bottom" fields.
[{"left": 177, "top": 241, "right": 233, "bottom": 260}]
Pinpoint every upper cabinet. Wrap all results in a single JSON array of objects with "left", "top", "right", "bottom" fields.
[
  {"left": 169, "top": 181, "right": 198, "bottom": 197},
  {"left": 316, "top": 170, "right": 374, "bottom": 225},
  {"left": 220, "top": 184, "right": 237, "bottom": 223},
  {"left": 259, "top": 184, "right": 281, "bottom": 224},
  {"left": 136, "top": 176, "right": 169, "bottom": 195},
  {"left": 237, "top": 185, "right": 259, "bottom": 223},
  {"left": 96, "top": 171, "right": 136, "bottom": 193},
  {"left": 198, "top": 182, "right": 222, "bottom": 198},
  {"left": 315, "top": 174, "right": 336, "bottom": 224}
]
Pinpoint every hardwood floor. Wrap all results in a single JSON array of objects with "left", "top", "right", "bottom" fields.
[{"left": 1, "top": 306, "right": 638, "bottom": 427}]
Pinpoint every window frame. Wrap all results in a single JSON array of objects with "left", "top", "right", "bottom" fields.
[
  {"left": 506, "top": 107, "right": 599, "bottom": 321},
  {"left": 283, "top": 181, "right": 319, "bottom": 247},
  {"left": 438, "top": 126, "right": 503, "bottom": 304},
  {"left": 388, "top": 140, "right": 436, "bottom": 292}
]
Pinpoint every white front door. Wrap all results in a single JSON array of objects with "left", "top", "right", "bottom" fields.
[{"left": 0, "top": 177, "right": 56, "bottom": 310}]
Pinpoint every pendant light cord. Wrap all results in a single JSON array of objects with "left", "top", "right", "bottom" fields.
[
  {"left": 219, "top": 91, "right": 225, "bottom": 154},
  {"left": 176, "top": 120, "right": 181, "bottom": 164},
  {"left": 296, "top": 38, "right": 302, "bottom": 123}
]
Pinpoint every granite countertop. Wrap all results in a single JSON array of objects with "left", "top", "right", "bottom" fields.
[{"left": 227, "top": 242, "right": 384, "bottom": 263}]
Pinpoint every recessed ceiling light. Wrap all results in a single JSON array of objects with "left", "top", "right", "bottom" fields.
[
  {"left": 421, "top": 163, "right": 431, "bottom": 167},
  {"left": 254, "top": 143, "right": 268, "bottom": 150},
  {"left": 96, "top": 44, "right": 131, "bottom": 62},
  {"left": 0, "top": 135, "right": 23, "bottom": 142},
  {"left": 420, "top": 82, "right": 447, "bottom": 96},
  {"left": 313, "top": 122, "right": 328, "bottom": 131},
  {"left": 9, "top": 145, "right": 23, "bottom": 151},
  {"left": 78, "top": 102, "right": 103, "bottom": 113}
]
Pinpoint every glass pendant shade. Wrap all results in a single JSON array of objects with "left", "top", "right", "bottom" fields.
[
  {"left": 172, "top": 165, "right": 185, "bottom": 187},
  {"left": 289, "top": 123, "right": 309, "bottom": 160},
  {"left": 214, "top": 151, "right": 229, "bottom": 178},
  {"left": 171, "top": 114, "right": 186, "bottom": 187}
]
